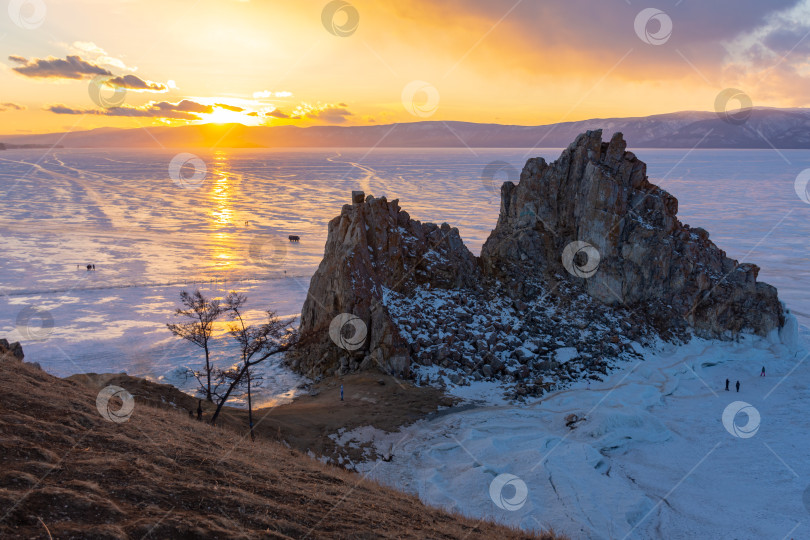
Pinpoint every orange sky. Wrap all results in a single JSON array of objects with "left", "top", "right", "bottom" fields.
[{"left": 2, "top": 0, "right": 810, "bottom": 134}]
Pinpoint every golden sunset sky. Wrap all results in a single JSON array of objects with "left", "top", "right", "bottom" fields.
[{"left": 2, "top": 0, "right": 809, "bottom": 134}]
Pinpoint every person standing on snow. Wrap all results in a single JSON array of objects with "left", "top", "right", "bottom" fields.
[
  {"left": 761, "top": 366, "right": 765, "bottom": 377},
  {"left": 725, "top": 379, "right": 730, "bottom": 391},
  {"left": 735, "top": 380, "right": 740, "bottom": 392}
]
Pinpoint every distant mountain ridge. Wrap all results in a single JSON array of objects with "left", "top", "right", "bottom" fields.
[{"left": 4, "top": 108, "right": 810, "bottom": 149}]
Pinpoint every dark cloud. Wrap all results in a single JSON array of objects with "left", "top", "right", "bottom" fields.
[
  {"left": 418, "top": 0, "right": 800, "bottom": 48},
  {"left": 45, "top": 99, "right": 213, "bottom": 120},
  {"left": 266, "top": 109, "right": 290, "bottom": 119},
  {"left": 388, "top": 0, "right": 802, "bottom": 82},
  {"left": 308, "top": 106, "right": 352, "bottom": 124},
  {"left": 153, "top": 100, "right": 213, "bottom": 114},
  {"left": 0, "top": 102, "right": 26, "bottom": 112},
  {"left": 46, "top": 105, "right": 86, "bottom": 115},
  {"left": 9, "top": 55, "right": 111, "bottom": 79},
  {"left": 106, "top": 107, "right": 199, "bottom": 120},
  {"left": 215, "top": 103, "right": 244, "bottom": 112},
  {"left": 107, "top": 74, "right": 168, "bottom": 92},
  {"left": 716, "top": 3, "right": 810, "bottom": 105},
  {"left": 761, "top": 27, "right": 810, "bottom": 56}
]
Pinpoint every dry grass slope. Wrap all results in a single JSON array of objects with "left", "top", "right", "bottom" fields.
[{"left": 0, "top": 359, "right": 561, "bottom": 539}]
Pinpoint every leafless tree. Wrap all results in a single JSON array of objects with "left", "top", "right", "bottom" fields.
[
  {"left": 166, "top": 290, "right": 223, "bottom": 402},
  {"left": 208, "top": 292, "right": 298, "bottom": 433}
]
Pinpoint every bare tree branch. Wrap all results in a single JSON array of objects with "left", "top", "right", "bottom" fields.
[{"left": 166, "top": 290, "right": 224, "bottom": 402}]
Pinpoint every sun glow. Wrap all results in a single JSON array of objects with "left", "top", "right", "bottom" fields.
[
  {"left": 206, "top": 152, "right": 240, "bottom": 271},
  {"left": 202, "top": 108, "right": 254, "bottom": 126}
]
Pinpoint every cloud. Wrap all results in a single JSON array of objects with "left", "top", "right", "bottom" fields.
[
  {"left": 0, "top": 103, "right": 26, "bottom": 112},
  {"left": 719, "top": 0, "right": 810, "bottom": 105},
  {"left": 312, "top": 106, "right": 352, "bottom": 124},
  {"left": 106, "top": 74, "right": 168, "bottom": 92},
  {"left": 9, "top": 52, "right": 162, "bottom": 94},
  {"left": 45, "top": 105, "right": 89, "bottom": 115},
  {"left": 378, "top": 0, "right": 802, "bottom": 87},
  {"left": 71, "top": 41, "right": 107, "bottom": 56},
  {"left": 45, "top": 99, "right": 214, "bottom": 120},
  {"left": 215, "top": 103, "right": 245, "bottom": 112},
  {"left": 69, "top": 41, "right": 137, "bottom": 72},
  {"left": 9, "top": 55, "right": 111, "bottom": 80},
  {"left": 157, "top": 100, "right": 212, "bottom": 113},
  {"left": 265, "top": 102, "right": 353, "bottom": 123},
  {"left": 292, "top": 103, "right": 353, "bottom": 124}
]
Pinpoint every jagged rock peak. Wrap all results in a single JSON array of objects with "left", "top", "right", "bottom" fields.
[
  {"left": 480, "top": 129, "right": 783, "bottom": 338},
  {"left": 291, "top": 132, "right": 784, "bottom": 383},
  {"left": 289, "top": 191, "right": 480, "bottom": 379}
]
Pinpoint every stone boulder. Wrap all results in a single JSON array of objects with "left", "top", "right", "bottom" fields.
[
  {"left": 290, "top": 192, "right": 481, "bottom": 378},
  {"left": 480, "top": 129, "right": 783, "bottom": 337}
]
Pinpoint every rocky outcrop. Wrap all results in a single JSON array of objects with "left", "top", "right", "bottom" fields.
[
  {"left": 0, "top": 339, "right": 24, "bottom": 361},
  {"left": 292, "top": 131, "right": 784, "bottom": 384},
  {"left": 480, "top": 130, "right": 783, "bottom": 338},
  {"left": 290, "top": 192, "right": 480, "bottom": 379}
]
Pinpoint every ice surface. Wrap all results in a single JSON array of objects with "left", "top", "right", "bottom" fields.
[
  {"left": 352, "top": 325, "right": 810, "bottom": 539},
  {"left": 2, "top": 147, "right": 810, "bottom": 536}
]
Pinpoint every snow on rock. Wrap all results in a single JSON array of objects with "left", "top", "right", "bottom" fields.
[
  {"left": 383, "top": 283, "right": 648, "bottom": 400},
  {"left": 554, "top": 347, "right": 578, "bottom": 364}
]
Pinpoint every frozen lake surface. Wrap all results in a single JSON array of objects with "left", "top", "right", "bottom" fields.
[{"left": 2, "top": 146, "right": 810, "bottom": 537}]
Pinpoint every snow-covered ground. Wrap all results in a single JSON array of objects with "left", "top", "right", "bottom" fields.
[
  {"left": 342, "top": 319, "right": 809, "bottom": 539},
  {"left": 3, "top": 147, "right": 810, "bottom": 536}
]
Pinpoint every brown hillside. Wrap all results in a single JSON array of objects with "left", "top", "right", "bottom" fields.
[
  {"left": 0, "top": 359, "right": 557, "bottom": 539},
  {"left": 65, "top": 371, "right": 458, "bottom": 464}
]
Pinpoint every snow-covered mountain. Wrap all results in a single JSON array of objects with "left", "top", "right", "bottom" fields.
[{"left": 4, "top": 108, "right": 810, "bottom": 149}]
